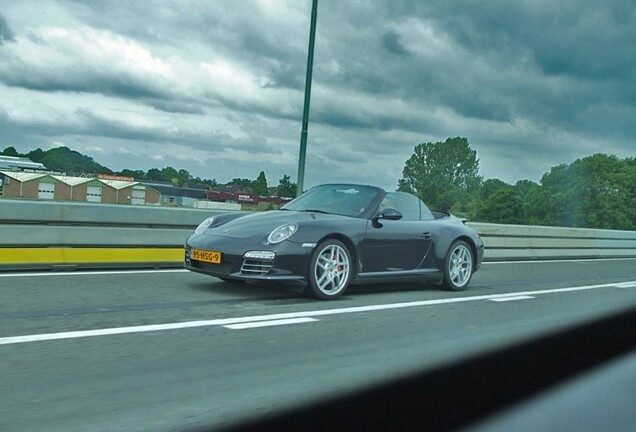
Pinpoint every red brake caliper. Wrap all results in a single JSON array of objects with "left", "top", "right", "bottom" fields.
[{"left": 334, "top": 251, "right": 343, "bottom": 272}]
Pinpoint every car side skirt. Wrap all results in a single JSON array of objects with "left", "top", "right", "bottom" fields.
[{"left": 351, "top": 268, "right": 443, "bottom": 285}]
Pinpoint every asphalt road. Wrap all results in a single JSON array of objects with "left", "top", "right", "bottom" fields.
[{"left": 1, "top": 258, "right": 636, "bottom": 432}]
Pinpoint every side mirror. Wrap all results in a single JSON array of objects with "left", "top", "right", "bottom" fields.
[{"left": 374, "top": 208, "right": 403, "bottom": 221}]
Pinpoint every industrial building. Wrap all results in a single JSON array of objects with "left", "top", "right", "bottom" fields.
[
  {"left": 0, "top": 171, "right": 160, "bottom": 205},
  {"left": 0, "top": 155, "right": 49, "bottom": 172}
]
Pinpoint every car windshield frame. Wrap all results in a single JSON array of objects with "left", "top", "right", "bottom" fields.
[{"left": 282, "top": 184, "right": 385, "bottom": 219}]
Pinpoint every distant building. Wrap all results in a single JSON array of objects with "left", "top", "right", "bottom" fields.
[
  {"left": 182, "top": 182, "right": 208, "bottom": 190},
  {"left": 137, "top": 179, "right": 176, "bottom": 189},
  {"left": 211, "top": 184, "right": 252, "bottom": 195},
  {"left": 145, "top": 184, "right": 207, "bottom": 207},
  {"left": 0, "top": 155, "right": 49, "bottom": 172},
  {"left": 0, "top": 171, "right": 160, "bottom": 205},
  {"left": 205, "top": 188, "right": 292, "bottom": 211}
]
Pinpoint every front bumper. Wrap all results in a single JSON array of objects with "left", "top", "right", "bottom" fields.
[{"left": 184, "top": 234, "right": 312, "bottom": 283}]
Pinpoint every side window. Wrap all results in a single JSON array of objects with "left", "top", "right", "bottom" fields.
[
  {"left": 419, "top": 199, "right": 435, "bottom": 221},
  {"left": 379, "top": 192, "right": 420, "bottom": 221}
]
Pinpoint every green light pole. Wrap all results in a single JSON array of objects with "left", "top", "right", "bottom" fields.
[{"left": 296, "top": 0, "right": 318, "bottom": 196}]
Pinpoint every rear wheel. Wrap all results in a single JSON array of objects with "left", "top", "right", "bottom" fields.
[
  {"left": 306, "top": 239, "right": 352, "bottom": 300},
  {"left": 442, "top": 240, "right": 473, "bottom": 291}
]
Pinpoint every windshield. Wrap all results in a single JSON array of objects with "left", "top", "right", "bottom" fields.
[{"left": 282, "top": 184, "right": 382, "bottom": 217}]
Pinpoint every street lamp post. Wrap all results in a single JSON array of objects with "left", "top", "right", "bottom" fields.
[{"left": 296, "top": 0, "right": 318, "bottom": 197}]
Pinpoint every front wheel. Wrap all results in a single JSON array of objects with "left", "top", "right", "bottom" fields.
[
  {"left": 442, "top": 240, "right": 474, "bottom": 291},
  {"left": 306, "top": 239, "right": 352, "bottom": 300}
]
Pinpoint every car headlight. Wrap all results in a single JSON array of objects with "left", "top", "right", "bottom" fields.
[
  {"left": 267, "top": 223, "right": 298, "bottom": 244},
  {"left": 194, "top": 216, "right": 217, "bottom": 234}
]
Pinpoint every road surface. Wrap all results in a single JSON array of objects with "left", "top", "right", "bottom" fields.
[{"left": 1, "top": 258, "right": 635, "bottom": 431}]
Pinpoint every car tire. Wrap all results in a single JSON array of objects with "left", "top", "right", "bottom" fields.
[
  {"left": 442, "top": 240, "right": 474, "bottom": 291},
  {"left": 306, "top": 239, "right": 352, "bottom": 300}
]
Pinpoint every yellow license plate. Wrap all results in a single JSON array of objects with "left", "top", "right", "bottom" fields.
[{"left": 191, "top": 249, "right": 222, "bottom": 264}]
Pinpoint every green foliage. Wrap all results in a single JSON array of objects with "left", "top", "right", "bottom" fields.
[
  {"left": 117, "top": 169, "right": 146, "bottom": 179},
  {"left": 8, "top": 143, "right": 633, "bottom": 230},
  {"left": 277, "top": 174, "right": 297, "bottom": 198},
  {"left": 200, "top": 178, "right": 217, "bottom": 188},
  {"left": 252, "top": 171, "right": 269, "bottom": 196},
  {"left": 534, "top": 154, "right": 635, "bottom": 230},
  {"left": 397, "top": 137, "right": 482, "bottom": 211},
  {"left": 3, "top": 146, "right": 112, "bottom": 174},
  {"left": 473, "top": 154, "right": 635, "bottom": 229},
  {"left": 230, "top": 178, "right": 255, "bottom": 188},
  {"left": 145, "top": 168, "right": 163, "bottom": 181},
  {"left": 398, "top": 137, "right": 633, "bottom": 230},
  {"left": 474, "top": 179, "right": 524, "bottom": 224},
  {"left": 40, "top": 146, "right": 113, "bottom": 175},
  {"left": 26, "top": 148, "right": 46, "bottom": 162},
  {"left": 1, "top": 146, "right": 19, "bottom": 157}
]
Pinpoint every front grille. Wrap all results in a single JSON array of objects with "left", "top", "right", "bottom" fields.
[{"left": 240, "top": 259, "right": 274, "bottom": 276}]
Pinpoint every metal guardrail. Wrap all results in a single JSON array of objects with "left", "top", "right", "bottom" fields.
[{"left": 1, "top": 199, "right": 635, "bottom": 269}]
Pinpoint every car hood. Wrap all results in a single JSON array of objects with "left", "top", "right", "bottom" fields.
[{"left": 202, "top": 210, "right": 350, "bottom": 239}]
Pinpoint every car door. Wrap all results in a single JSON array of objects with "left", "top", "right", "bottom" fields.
[{"left": 359, "top": 192, "right": 434, "bottom": 273}]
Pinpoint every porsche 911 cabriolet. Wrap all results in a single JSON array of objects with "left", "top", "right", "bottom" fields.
[{"left": 185, "top": 184, "right": 484, "bottom": 299}]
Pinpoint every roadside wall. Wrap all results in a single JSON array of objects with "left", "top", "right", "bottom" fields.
[{"left": 0, "top": 199, "right": 634, "bottom": 269}]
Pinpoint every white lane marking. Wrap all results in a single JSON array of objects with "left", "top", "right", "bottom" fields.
[
  {"left": 615, "top": 282, "right": 636, "bottom": 288},
  {"left": 0, "top": 269, "right": 188, "bottom": 278},
  {"left": 488, "top": 295, "right": 535, "bottom": 302},
  {"left": 1, "top": 280, "right": 635, "bottom": 346},
  {"left": 223, "top": 317, "right": 319, "bottom": 330},
  {"left": 1, "top": 257, "right": 634, "bottom": 278}
]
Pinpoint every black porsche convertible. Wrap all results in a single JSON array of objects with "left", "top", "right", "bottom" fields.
[{"left": 185, "top": 184, "right": 484, "bottom": 299}]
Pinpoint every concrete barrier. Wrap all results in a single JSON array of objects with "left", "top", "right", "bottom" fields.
[
  {"left": 1, "top": 199, "right": 635, "bottom": 269},
  {"left": 469, "top": 222, "right": 636, "bottom": 260},
  {"left": 0, "top": 199, "right": 224, "bottom": 269}
]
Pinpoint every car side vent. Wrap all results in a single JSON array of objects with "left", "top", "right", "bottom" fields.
[{"left": 241, "top": 259, "right": 274, "bottom": 276}]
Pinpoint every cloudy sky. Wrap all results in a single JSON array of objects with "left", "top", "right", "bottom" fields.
[{"left": 0, "top": 0, "right": 634, "bottom": 190}]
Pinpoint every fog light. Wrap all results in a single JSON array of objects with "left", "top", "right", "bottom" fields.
[{"left": 244, "top": 251, "right": 275, "bottom": 260}]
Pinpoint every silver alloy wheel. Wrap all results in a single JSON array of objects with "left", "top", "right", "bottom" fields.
[
  {"left": 313, "top": 243, "right": 351, "bottom": 296},
  {"left": 448, "top": 243, "right": 473, "bottom": 288}
]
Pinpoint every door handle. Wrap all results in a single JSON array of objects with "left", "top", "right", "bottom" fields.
[{"left": 421, "top": 232, "right": 432, "bottom": 239}]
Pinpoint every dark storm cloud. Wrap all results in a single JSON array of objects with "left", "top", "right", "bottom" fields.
[
  {"left": 422, "top": 0, "right": 636, "bottom": 80},
  {"left": 0, "top": 69, "right": 165, "bottom": 100},
  {"left": 1, "top": 0, "right": 634, "bottom": 187},
  {"left": 0, "top": 67, "right": 207, "bottom": 116},
  {"left": 381, "top": 31, "right": 411, "bottom": 57},
  {"left": 73, "top": 108, "right": 271, "bottom": 154},
  {"left": 0, "top": 13, "right": 16, "bottom": 44},
  {"left": 65, "top": 0, "right": 309, "bottom": 90},
  {"left": 312, "top": 0, "right": 636, "bottom": 132},
  {"left": 145, "top": 100, "right": 206, "bottom": 115}
]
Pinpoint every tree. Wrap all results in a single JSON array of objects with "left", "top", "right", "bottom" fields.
[
  {"left": 277, "top": 175, "right": 297, "bottom": 198},
  {"left": 397, "top": 137, "right": 482, "bottom": 213},
  {"left": 1, "top": 146, "right": 20, "bottom": 157},
  {"left": 117, "top": 169, "right": 146, "bottom": 180},
  {"left": 252, "top": 171, "right": 269, "bottom": 196},
  {"left": 38, "top": 146, "right": 112, "bottom": 175},
  {"left": 229, "top": 178, "right": 254, "bottom": 188},
  {"left": 26, "top": 148, "right": 46, "bottom": 162},
  {"left": 475, "top": 179, "right": 524, "bottom": 224},
  {"left": 200, "top": 178, "right": 217, "bottom": 188},
  {"left": 176, "top": 168, "right": 191, "bottom": 186},
  {"left": 160, "top": 166, "right": 179, "bottom": 185},
  {"left": 526, "top": 154, "right": 635, "bottom": 230},
  {"left": 146, "top": 168, "right": 163, "bottom": 181}
]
